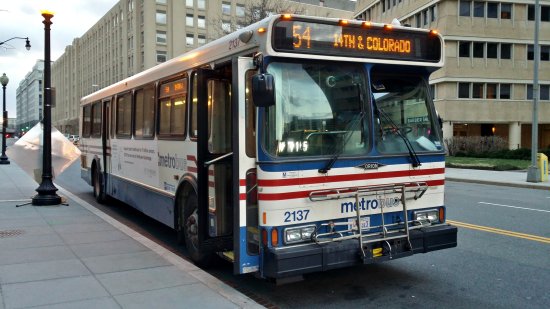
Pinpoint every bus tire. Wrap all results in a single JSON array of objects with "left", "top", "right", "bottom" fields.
[
  {"left": 93, "top": 166, "right": 107, "bottom": 204},
  {"left": 183, "top": 192, "right": 214, "bottom": 266}
]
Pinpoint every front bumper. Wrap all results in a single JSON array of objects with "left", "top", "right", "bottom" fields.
[{"left": 263, "top": 224, "right": 457, "bottom": 279}]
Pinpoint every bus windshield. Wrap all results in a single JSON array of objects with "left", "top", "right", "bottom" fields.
[
  {"left": 264, "top": 61, "right": 369, "bottom": 157},
  {"left": 372, "top": 71, "right": 442, "bottom": 154}
]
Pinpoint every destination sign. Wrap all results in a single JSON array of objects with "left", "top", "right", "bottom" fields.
[{"left": 272, "top": 20, "right": 441, "bottom": 62}]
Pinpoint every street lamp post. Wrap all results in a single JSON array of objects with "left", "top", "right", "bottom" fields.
[
  {"left": 32, "top": 10, "right": 61, "bottom": 206},
  {"left": 0, "top": 37, "right": 31, "bottom": 51},
  {"left": 527, "top": 0, "right": 541, "bottom": 183},
  {"left": 0, "top": 73, "right": 9, "bottom": 165}
]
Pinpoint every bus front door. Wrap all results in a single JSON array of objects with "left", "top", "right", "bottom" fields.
[{"left": 196, "top": 68, "right": 234, "bottom": 255}]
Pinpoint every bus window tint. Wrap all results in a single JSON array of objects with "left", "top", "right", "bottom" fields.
[
  {"left": 91, "top": 102, "right": 101, "bottom": 137},
  {"left": 245, "top": 70, "right": 257, "bottom": 158},
  {"left": 135, "top": 85, "right": 155, "bottom": 138},
  {"left": 159, "top": 78, "right": 187, "bottom": 137},
  {"left": 116, "top": 93, "right": 132, "bottom": 137},
  {"left": 207, "top": 79, "right": 231, "bottom": 154},
  {"left": 264, "top": 62, "right": 368, "bottom": 157},
  {"left": 371, "top": 72, "right": 442, "bottom": 153},
  {"left": 82, "top": 105, "right": 91, "bottom": 138}
]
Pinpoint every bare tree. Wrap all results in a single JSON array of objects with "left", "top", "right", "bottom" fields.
[{"left": 209, "top": 0, "right": 305, "bottom": 40}]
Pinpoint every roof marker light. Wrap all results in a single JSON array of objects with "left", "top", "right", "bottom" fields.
[
  {"left": 362, "top": 21, "right": 372, "bottom": 27},
  {"left": 430, "top": 29, "right": 439, "bottom": 35},
  {"left": 258, "top": 27, "right": 266, "bottom": 34},
  {"left": 384, "top": 24, "right": 393, "bottom": 30},
  {"left": 339, "top": 19, "right": 349, "bottom": 26},
  {"left": 282, "top": 14, "right": 292, "bottom": 20}
]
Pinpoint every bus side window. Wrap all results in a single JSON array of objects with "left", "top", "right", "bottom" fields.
[{"left": 190, "top": 72, "right": 198, "bottom": 140}]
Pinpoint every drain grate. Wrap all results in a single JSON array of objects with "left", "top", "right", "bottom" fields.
[{"left": 0, "top": 229, "right": 25, "bottom": 238}]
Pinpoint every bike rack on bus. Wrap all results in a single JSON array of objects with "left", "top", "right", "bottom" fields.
[{"left": 309, "top": 182, "right": 428, "bottom": 262}]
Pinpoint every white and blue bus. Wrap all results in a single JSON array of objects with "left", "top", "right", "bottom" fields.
[{"left": 80, "top": 14, "right": 457, "bottom": 280}]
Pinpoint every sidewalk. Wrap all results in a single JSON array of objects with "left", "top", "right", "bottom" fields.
[
  {"left": 446, "top": 167, "right": 550, "bottom": 190},
  {"left": 0, "top": 162, "right": 262, "bottom": 309}
]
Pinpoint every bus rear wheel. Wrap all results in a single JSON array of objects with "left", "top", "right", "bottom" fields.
[
  {"left": 183, "top": 192, "right": 214, "bottom": 266},
  {"left": 93, "top": 167, "right": 106, "bottom": 204}
]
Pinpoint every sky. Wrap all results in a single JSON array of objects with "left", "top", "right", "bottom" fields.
[{"left": 0, "top": 0, "right": 118, "bottom": 116}]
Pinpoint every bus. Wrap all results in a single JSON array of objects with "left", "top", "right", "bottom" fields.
[{"left": 80, "top": 14, "right": 457, "bottom": 280}]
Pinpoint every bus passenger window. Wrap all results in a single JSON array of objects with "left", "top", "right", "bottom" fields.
[
  {"left": 82, "top": 105, "right": 91, "bottom": 138},
  {"left": 116, "top": 92, "right": 132, "bottom": 137},
  {"left": 159, "top": 77, "right": 187, "bottom": 137},
  {"left": 135, "top": 85, "right": 155, "bottom": 138},
  {"left": 190, "top": 72, "right": 198, "bottom": 139}
]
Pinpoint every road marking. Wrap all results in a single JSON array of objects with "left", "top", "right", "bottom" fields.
[
  {"left": 447, "top": 220, "right": 550, "bottom": 244},
  {"left": 478, "top": 202, "right": 550, "bottom": 213}
]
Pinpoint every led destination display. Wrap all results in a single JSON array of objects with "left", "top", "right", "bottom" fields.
[{"left": 272, "top": 19, "right": 441, "bottom": 62}]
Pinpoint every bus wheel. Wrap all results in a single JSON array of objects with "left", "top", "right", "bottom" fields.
[
  {"left": 93, "top": 167, "right": 106, "bottom": 204},
  {"left": 183, "top": 192, "right": 213, "bottom": 266}
]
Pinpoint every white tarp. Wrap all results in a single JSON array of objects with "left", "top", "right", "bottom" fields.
[{"left": 6, "top": 123, "right": 81, "bottom": 183}]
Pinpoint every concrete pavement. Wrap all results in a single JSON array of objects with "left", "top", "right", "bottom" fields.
[{"left": 0, "top": 162, "right": 262, "bottom": 309}]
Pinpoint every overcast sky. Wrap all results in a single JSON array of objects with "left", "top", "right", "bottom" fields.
[{"left": 0, "top": 0, "right": 118, "bottom": 116}]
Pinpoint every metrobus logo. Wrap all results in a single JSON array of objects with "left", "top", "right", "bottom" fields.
[{"left": 340, "top": 197, "right": 401, "bottom": 214}]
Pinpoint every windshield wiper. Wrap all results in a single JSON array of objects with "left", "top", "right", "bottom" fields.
[
  {"left": 376, "top": 107, "right": 422, "bottom": 168},
  {"left": 318, "top": 86, "right": 366, "bottom": 174}
]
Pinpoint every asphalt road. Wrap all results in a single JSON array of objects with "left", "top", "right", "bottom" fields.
[{"left": 54, "top": 159, "right": 550, "bottom": 309}]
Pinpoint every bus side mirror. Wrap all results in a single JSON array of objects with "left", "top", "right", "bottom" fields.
[{"left": 252, "top": 73, "right": 275, "bottom": 107}]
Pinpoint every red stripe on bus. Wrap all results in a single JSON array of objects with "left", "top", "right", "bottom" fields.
[
  {"left": 258, "top": 168, "right": 444, "bottom": 187},
  {"left": 188, "top": 167, "right": 197, "bottom": 173},
  {"left": 257, "top": 179, "right": 445, "bottom": 201},
  {"left": 187, "top": 155, "right": 197, "bottom": 162},
  {"left": 240, "top": 193, "right": 247, "bottom": 200},
  {"left": 240, "top": 179, "right": 246, "bottom": 186}
]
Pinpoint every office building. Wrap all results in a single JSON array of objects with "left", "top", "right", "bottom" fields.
[
  {"left": 16, "top": 60, "right": 44, "bottom": 135},
  {"left": 355, "top": 0, "right": 550, "bottom": 149},
  {"left": 51, "top": 0, "right": 355, "bottom": 134}
]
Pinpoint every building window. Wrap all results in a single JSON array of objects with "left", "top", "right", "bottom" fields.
[
  {"left": 222, "top": 21, "right": 231, "bottom": 33},
  {"left": 472, "top": 83, "right": 484, "bottom": 98},
  {"left": 156, "top": 30, "right": 167, "bottom": 44},
  {"left": 459, "top": 41, "right": 471, "bottom": 57},
  {"left": 487, "top": 43, "right": 498, "bottom": 58},
  {"left": 156, "top": 0, "right": 166, "bottom": 4},
  {"left": 431, "top": 5, "right": 437, "bottom": 22},
  {"left": 157, "top": 50, "right": 167, "bottom": 63},
  {"left": 501, "top": 3, "right": 512, "bottom": 19},
  {"left": 460, "top": 0, "right": 471, "bottom": 17},
  {"left": 156, "top": 10, "right": 166, "bottom": 24},
  {"left": 473, "top": 42, "right": 484, "bottom": 58},
  {"left": 236, "top": 4, "right": 245, "bottom": 17},
  {"left": 197, "top": 0, "right": 205, "bottom": 10},
  {"left": 198, "top": 15, "right": 205, "bottom": 28},
  {"left": 486, "top": 83, "right": 497, "bottom": 99},
  {"left": 186, "top": 14, "right": 194, "bottom": 27},
  {"left": 528, "top": 5, "right": 550, "bottom": 22},
  {"left": 222, "top": 2, "right": 231, "bottom": 15},
  {"left": 527, "top": 85, "right": 550, "bottom": 100},
  {"left": 458, "top": 83, "right": 470, "bottom": 98},
  {"left": 186, "top": 34, "right": 194, "bottom": 46},
  {"left": 542, "top": 46, "right": 550, "bottom": 61},
  {"left": 473, "top": 1, "right": 484, "bottom": 17},
  {"left": 487, "top": 2, "right": 498, "bottom": 18},
  {"left": 186, "top": 0, "right": 193, "bottom": 8},
  {"left": 198, "top": 35, "right": 206, "bottom": 46},
  {"left": 415, "top": 13, "right": 421, "bottom": 27},
  {"left": 499, "top": 84, "right": 511, "bottom": 99},
  {"left": 501, "top": 43, "right": 512, "bottom": 59}
]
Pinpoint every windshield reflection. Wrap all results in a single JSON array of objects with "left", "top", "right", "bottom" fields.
[{"left": 264, "top": 62, "right": 368, "bottom": 157}]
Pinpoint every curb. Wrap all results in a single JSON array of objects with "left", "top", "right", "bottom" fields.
[{"left": 446, "top": 177, "right": 550, "bottom": 191}]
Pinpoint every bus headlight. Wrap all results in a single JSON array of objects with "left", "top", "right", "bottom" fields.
[
  {"left": 284, "top": 225, "right": 316, "bottom": 244},
  {"left": 413, "top": 209, "right": 440, "bottom": 225}
]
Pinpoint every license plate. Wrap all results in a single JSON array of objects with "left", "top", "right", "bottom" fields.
[{"left": 348, "top": 217, "right": 370, "bottom": 231}]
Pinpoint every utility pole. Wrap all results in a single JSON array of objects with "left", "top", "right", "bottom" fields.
[{"left": 527, "top": 0, "right": 541, "bottom": 183}]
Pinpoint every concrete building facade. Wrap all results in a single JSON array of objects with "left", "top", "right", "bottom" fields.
[
  {"left": 355, "top": 0, "right": 550, "bottom": 149},
  {"left": 16, "top": 60, "right": 44, "bottom": 135},
  {"left": 51, "top": 0, "right": 355, "bottom": 135}
]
